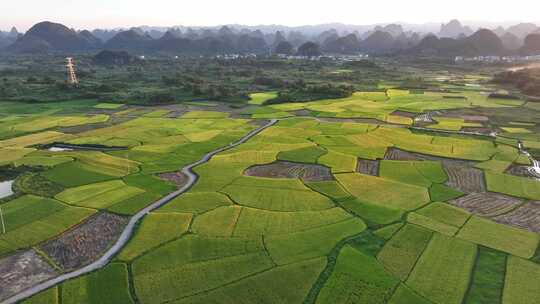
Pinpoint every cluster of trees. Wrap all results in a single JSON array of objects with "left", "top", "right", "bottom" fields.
[
  {"left": 266, "top": 83, "right": 355, "bottom": 104},
  {"left": 493, "top": 68, "right": 540, "bottom": 97}
]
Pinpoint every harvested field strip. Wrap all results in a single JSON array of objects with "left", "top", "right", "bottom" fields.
[
  {"left": 502, "top": 256, "right": 540, "bottom": 304},
  {"left": 377, "top": 224, "right": 433, "bottom": 280},
  {"left": 449, "top": 192, "right": 522, "bottom": 217},
  {"left": 457, "top": 216, "right": 539, "bottom": 259},
  {"left": 266, "top": 218, "right": 366, "bottom": 265},
  {"left": 40, "top": 212, "right": 128, "bottom": 271},
  {"left": 406, "top": 233, "right": 476, "bottom": 304},
  {"left": 464, "top": 247, "right": 506, "bottom": 304},
  {"left": 494, "top": 201, "right": 540, "bottom": 233},
  {"left": 118, "top": 212, "right": 192, "bottom": 261},
  {"left": 316, "top": 245, "right": 399, "bottom": 304},
  {"left": 335, "top": 173, "right": 430, "bottom": 211},
  {"left": 244, "top": 161, "right": 333, "bottom": 182},
  {"left": 61, "top": 263, "right": 134, "bottom": 304},
  {"left": 170, "top": 257, "right": 326, "bottom": 304}
]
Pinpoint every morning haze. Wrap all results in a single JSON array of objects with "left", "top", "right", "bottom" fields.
[{"left": 1, "top": 2, "right": 540, "bottom": 304}]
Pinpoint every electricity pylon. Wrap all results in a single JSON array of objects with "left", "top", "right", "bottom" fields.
[{"left": 66, "top": 57, "right": 79, "bottom": 86}]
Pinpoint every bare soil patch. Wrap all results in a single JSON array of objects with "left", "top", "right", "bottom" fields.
[
  {"left": 384, "top": 147, "right": 423, "bottom": 161},
  {"left": 449, "top": 192, "right": 522, "bottom": 217},
  {"left": 159, "top": 171, "right": 189, "bottom": 188},
  {"left": 444, "top": 164, "right": 486, "bottom": 193},
  {"left": 461, "top": 115, "right": 489, "bottom": 122},
  {"left": 244, "top": 161, "right": 333, "bottom": 182},
  {"left": 292, "top": 109, "right": 313, "bottom": 116},
  {"left": 506, "top": 165, "right": 538, "bottom": 179},
  {"left": 0, "top": 250, "right": 57, "bottom": 301},
  {"left": 357, "top": 158, "right": 380, "bottom": 176},
  {"left": 494, "top": 201, "right": 540, "bottom": 233},
  {"left": 391, "top": 110, "right": 417, "bottom": 118},
  {"left": 40, "top": 212, "right": 128, "bottom": 271},
  {"left": 461, "top": 127, "right": 492, "bottom": 135}
]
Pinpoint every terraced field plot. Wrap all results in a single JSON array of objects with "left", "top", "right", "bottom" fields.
[{"left": 1, "top": 93, "right": 540, "bottom": 304}]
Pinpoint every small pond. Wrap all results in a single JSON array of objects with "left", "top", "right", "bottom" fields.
[{"left": 0, "top": 180, "right": 14, "bottom": 199}]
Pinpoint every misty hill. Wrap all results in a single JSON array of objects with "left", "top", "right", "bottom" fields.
[
  {"left": 104, "top": 29, "right": 153, "bottom": 51},
  {"left": 0, "top": 27, "right": 20, "bottom": 48},
  {"left": 93, "top": 50, "right": 135, "bottom": 65},
  {"left": 500, "top": 32, "right": 521, "bottom": 50},
  {"left": 7, "top": 21, "right": 100, "bottom": 53},
  {"left": 506, "top": 23, "right": 539, "bottom": 41},
  {"left": 411, "top": 29, "right": 504, "bottom": 57},
  {"left": 439, "top": 19, "right": 473, "bottom": 38},
  {"left": 3, "top": 20, "right": 539, "bottom": 57},
  {"left": 521, "top": 33, "right": 540, "bottom": 55},
  {"left": 360, "top": 31, "right": 397, "bottom": 53}
]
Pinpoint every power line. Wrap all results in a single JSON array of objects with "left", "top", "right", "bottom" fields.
[{"left": 0, "top": 206, "right": 6, "bottom": 234}]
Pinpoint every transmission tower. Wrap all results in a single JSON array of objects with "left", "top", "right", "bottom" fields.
[{"left": 65, "top": 57, "right": 79, "bottom": 86}]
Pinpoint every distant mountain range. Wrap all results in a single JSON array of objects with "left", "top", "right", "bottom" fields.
[{"left": 2, "top": 20, "right": 540, "bottom": 57}]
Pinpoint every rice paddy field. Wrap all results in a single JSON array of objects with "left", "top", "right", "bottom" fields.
[{"left": 1, "top": 72, "right": 540, "bottom": 304}]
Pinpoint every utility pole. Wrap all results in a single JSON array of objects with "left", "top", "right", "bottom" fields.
[
  {"left": 65, "top": 57, "right": 79, "bottom": 86},
  {"left": 0, "top": 206, "right": 6, "bottom": 234}
]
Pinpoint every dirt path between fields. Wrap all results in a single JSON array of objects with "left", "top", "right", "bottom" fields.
[{"left": 1, "top": 119, "right": 277, "bottom": 304}]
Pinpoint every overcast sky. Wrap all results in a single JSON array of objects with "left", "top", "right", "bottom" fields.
[{"left": 2, "top": 0, "right": 540, "bottom": 31}]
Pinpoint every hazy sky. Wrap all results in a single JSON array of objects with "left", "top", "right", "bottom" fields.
[{"left": 2, "top": 0, "right": 540, "bottom": 31}]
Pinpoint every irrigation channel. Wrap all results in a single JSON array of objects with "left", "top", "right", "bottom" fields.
[{"left": 2, "top": 119, "right": 277, "bottom": 304}]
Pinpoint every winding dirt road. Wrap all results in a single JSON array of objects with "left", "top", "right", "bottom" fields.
[{"left": 1, "top": 119, "right": 277, "bottom": 304}]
